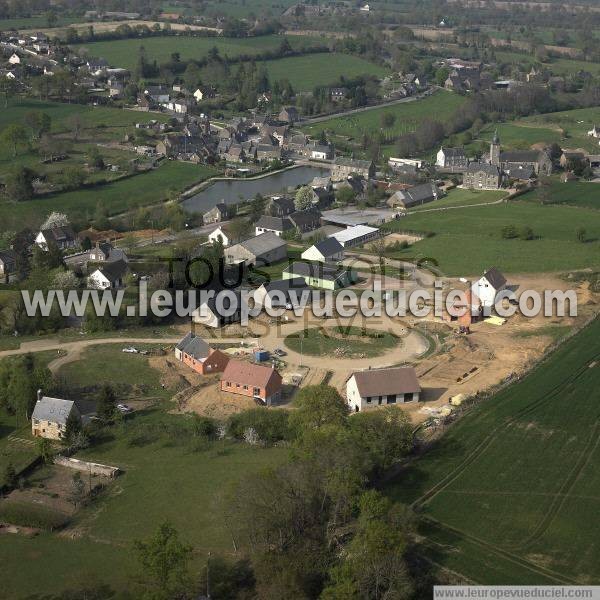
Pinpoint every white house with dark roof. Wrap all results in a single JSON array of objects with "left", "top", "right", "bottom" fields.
[
  {"left": 301, "top": 238, "right": 344, "bottom": 263},
  {"left": 346, "top": 366, "right": 421, "bottom": 412},
  {"left": 436, "top": 147, "right": 467, "bottom": 169},
  {"left": 471, "top": 267, "right": 507, "bottom": 308},
  {"left": 87, "top": 260, "right": 128, "bottom": 289}
]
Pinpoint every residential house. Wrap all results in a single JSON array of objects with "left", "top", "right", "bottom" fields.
[
  {"left": 331, "top": 157, "right": 375, "bottom": 181},
  {"left": 144, "top": 84, "right": 170, "bottom": 104},
  {"left": 560, "top": 151, "right": 587, "bottom": 169},
  {"left": 208, "top": 225, "right": 235, "bottom": 247},
  {"left": 203, "top": 203, "right": 230, "bottom": 225},
  {"left": 220, "top": 360, "right": 283, "bottom": 405},
  {"left": 266, "top": 196, "right": 295, "bottom": 217},
  {"left": 255, "top": 215, "right": 294, "bottom": 237},
  {"left": 330, "top": 87, "right": 348, "bottom": 102},
  {"left": 463, "top": 163, "right": 502, "bottom": 190},
  {"left": 471, "top": 267, "right": 507, "bottom": 308},
  {"left": 31, "top": 393, "right": 94, "bottom": 440},
  {"left": 346, "top": 366, "right": 421, "bottom": 412},
  {"left": 301, "top": 238, "right": 344, "bottom": 263},
  {"left": 192, "top": 290, "right": 243, "bottom": 329},
  {"left": 288, "top": 209, "right": 322, "bottom": 234},
  {"left": 225, "top": 232, "right": 287, "bottom": 266},
  {"left": 88, "top": 241, "right": 128, "bottom": 264},
  {"left": 328, "top": 225, "right": 379, "bottom": 248},
  {"left": 87, "top": 260, "right": 128, "bottom": 289},
  {"left": 436, "top": 147, "right": 467, "bottom": 169},
  {"left": 278, "top": 106, "right": 299, "bottom": 124},
  {"left": 388, "top": 182, "right": 442, "bottom": 208},
  {"left": 8, "top": 53, "right": 20, "bottom": 65},
  {"left": 283, "top": 261, "right": 356, "bottom": 290},
  {"left": 252, "top": 277, "right": 310, "bottom": 311},
  {"left": 175, "top": 332, "right": 230, "bottom": 375},
  {"left": 309, "top": 143, "right": 333, "bottom": 160},
  {"left": 0, "top": 249, "right": 16, "bottom": 281},
  {"left": 36, "top": 226, "right": 78, "bottom": 251}
]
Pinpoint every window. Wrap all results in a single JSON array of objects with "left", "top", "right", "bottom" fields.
[
  {"left": 253, "top": 387, "right": 260, "bottom": 396},
  {"left": 366, "top": 397, "right": 371, "bottom": 403},
  {"left": 387, "top": 395, "right": 396, "bottom": 404},
  {"left": 243, "top": 385, "right": 248, "bottom": 390},
  {"left": 226, "top": 381, "right": 231, "bottom": 387}
]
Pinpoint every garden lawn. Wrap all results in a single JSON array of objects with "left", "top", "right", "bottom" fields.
[
  {"left": 257, "top": 53, "right": 389, "bottom": 92},
  {"left": 285, "top": 325, "right": 401, "bottom": 358},
  {"left": 302, "top": 90, "right": 465, "bottom": 138},
  {"left": 71, "top": 34, "right": 322, "bottom": 72},
  {"left": 386, "top": 317, "right": 600, "bottom": 583},
  {"left": 384, "top": 200, "right": 600, "bottom": 275},
  {"left": 0, "top": 161, "right": 217, "bottom": 232}
]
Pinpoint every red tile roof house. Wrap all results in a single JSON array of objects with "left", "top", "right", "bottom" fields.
[
  {"left": 175, "top": 333, "right": 230, "bottom": 375},
  {"left": 220, "top": 360, "right": 283, "bottom": 406}
]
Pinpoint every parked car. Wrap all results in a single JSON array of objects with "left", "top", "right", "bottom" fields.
[
  {"left": 274, "top": 348, "right": 287, "bottom": 357},
  {"left": 122, "top": 347, "right": 138, "bottom": 353},
  {"left": 117, "top": 404, "right": 132, "bottom": 413}
]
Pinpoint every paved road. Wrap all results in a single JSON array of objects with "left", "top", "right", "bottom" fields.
[{"left": 0, "top": 311, "right": 429, "bottom": 374}]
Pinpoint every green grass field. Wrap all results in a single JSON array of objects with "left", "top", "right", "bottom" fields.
[
  {"left": 409, "top": 188, "right": 508, "bottom": 212},
  {"left": 1, "top": 409, "right": 286, "bottom": 595},
  {"left": 302, "top": 90, "right": 465, "bottom": 139},
  {"left": 257, "top": 53, "right": 389, "bottom": 92},
  {"left": 527, "top": 180, "right": 600, "bottom": 210},
  {"left": 495, "top": 50, "right": 600, "bottom": 77},
  {"left": 385, "top": 198, "right": 600, "bottom": 275},
  {"left": 386, "top": 317, "right": 600, "bottom": 583},
  {"left": 0, "top": 16, "right": 82, "bottom": 30},
  {"left": 0, "top": 99, "right": 168, "bottom": 134},
  {"left": 57, "top": 344, "right": 173, "bottom": 401},
  {"left": 0, "top": 160, "right": 216, "bottom": 232},
  {"left": 71, "top": 34, "right": 322, "bottom": 71}
]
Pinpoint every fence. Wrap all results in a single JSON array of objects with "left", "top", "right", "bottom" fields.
[{"left": 54, "top": 456, "right": 120, "bottom": 478}]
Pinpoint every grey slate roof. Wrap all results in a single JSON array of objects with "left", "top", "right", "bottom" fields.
[
  {"left": 311, "top": 237, "right": 343, "bottom": 257},
  {"left": 466, "top": 162, "right": 501, "bottom": 175},
  {"left": 441, "top": 147, "right": 466, "bottom": 157},
  {"left": 95, "top": 259, "right": 128, "bottom": 282},
  {"left": 288, "top": 210, "right": 321, "bottom": 230},
  {"left": 483, "top": 267, "right": 507, "bottom": 290},
  {"left": 177, "top": 333, "right": 211, "bottom": 359},
  {"left": 237, "top": 232, "right": 287, "bottom": 257},
  {"left": 263, "top": 277, "right": 309, "bottom": 294},
  {"left": 399, "top": 182, "right": 439, "bottom": 207},
  {"left": 255, "top": 215, "right": 293, "bottom": 231},
  {"left": 334, "top": 157, "right": 373, "bottom": 170},
  {"left": 32, "top": 396, "right": 77, "bottom": 425},
  {"left": 500, "top": 150, "right": 541, "bottom": 163}
]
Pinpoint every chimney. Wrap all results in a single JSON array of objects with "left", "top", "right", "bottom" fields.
[
  {"left": 191, "top": 320, "right": 196, "bottom": 337},
  {"left": 37, "top": 389, "right": 43, "bottom": 402}
]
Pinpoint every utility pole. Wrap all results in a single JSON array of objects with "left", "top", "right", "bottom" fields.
[{"left": 206, "top": 551, "right": 211, "bottom": 599}]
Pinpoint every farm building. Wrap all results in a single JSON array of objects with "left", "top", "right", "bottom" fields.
[
  {"left": 175, "top": 332, "right": 230, "bottom": 375},
  {"left": 220, "top": 360, "right": 283, "bottom": 405},
  {"left": 225, "top": 232, "right": 287, "bottom": 266},
  {"left": 346, "top": 366, "right": 421, "bottom": 412},
  {"left": 471, "top": 267, "right": 507, "bottom": 308},
  {"left": 283, "top": 261, "right": 356, "bottom": 290},
  {"left": 327, "top": 225, "right": 379, "bottom": 248},
  {"left": 387, "top": 182, "right": 442, "bottom": 208},
  {"left": 301, "top": 238, "right": 344, "bottom": 263}
]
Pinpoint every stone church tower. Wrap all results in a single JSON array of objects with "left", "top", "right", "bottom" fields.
[{"left": 489, "top": 130, "right": 501, "bottom": 166}]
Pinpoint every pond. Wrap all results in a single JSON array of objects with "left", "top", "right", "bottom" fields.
[{"left": 181, "top": 165, "right": 329, "bottom": 214}]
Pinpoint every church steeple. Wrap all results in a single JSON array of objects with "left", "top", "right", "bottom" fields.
[{"left": 490, "top": 129, "right": 501, "bottom": 166}]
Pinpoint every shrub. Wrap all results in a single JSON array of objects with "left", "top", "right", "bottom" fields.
[
  {"left": 228, "top": 409, "right": 291, "bottom": 445},
  {"left": 0, "top": 502, "right": 70, "bottom": 530}
]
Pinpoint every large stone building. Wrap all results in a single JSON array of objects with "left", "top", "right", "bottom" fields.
[
  {"left": 463, "top": 162, "right": 503, "bottom": 190},
  {"left": 489, "top": 131, "right": 552, "bottom": 176}
]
